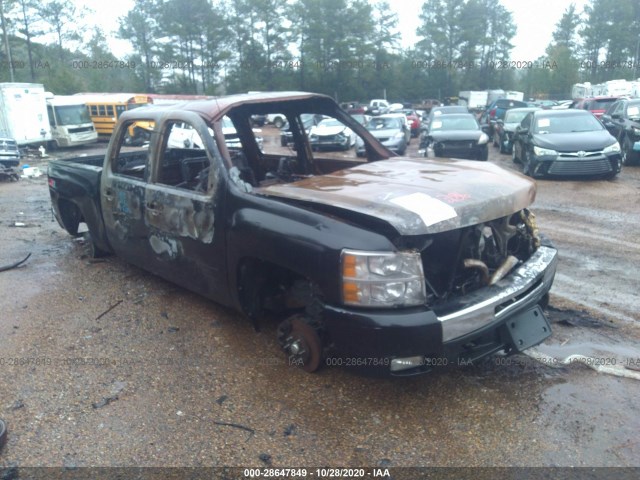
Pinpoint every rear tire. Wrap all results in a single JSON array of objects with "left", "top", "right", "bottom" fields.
[{"left": 83, "top": 232, "right": 109, "bottom": 258}]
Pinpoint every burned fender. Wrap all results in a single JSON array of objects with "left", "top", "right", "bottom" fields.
[{"left": 226, "top": 197, "right": 395, "bottom": 308}]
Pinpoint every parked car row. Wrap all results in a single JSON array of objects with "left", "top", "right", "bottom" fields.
[
  {"left": 276, "top": 104, "right": 421, "bottom": 154},
  {"left": 277, "top": 93, "right": 637, "bottom": 178},
  {"left": 478, "top": 98, "right": 528, "bottom": 137}
]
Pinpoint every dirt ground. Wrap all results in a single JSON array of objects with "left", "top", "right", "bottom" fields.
[{"left": 0, "top": 132, "right": 639, "bottom": 470}]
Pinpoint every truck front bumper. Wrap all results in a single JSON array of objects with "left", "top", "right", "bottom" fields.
[{"left": 321, "top": 246, "right": 558, "bottom": 376}]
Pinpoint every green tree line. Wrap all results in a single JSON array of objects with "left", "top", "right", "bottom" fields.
[{"left": 1, "top": 0, "right": 639, "bottom": 101}]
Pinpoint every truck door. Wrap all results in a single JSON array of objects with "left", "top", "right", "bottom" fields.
[
  {"left": 100, "top": 117, "right": 155, "bottom": 270},
  {"left": 143, "top": 113, "right": 230, "bottom": 303}
]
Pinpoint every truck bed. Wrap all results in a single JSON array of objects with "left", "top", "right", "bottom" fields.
[{"left": 54, "top": 154, "right": 105, "bottom": 168}]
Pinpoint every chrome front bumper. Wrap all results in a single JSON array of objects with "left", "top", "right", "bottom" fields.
[{"left": 436, "top": 246, "right": 558, "bottom": 342}]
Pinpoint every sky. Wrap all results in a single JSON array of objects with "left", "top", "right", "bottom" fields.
[{"left": 76, "top": 0, "right": 589, "bottom": 61}]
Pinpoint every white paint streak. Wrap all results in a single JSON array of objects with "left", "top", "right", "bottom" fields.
[{"left": 390, "top": 192, "right": 457, "bottom": 228}]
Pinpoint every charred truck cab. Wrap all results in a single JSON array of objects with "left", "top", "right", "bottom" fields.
[{"left": 48, "top": 92, "right": 558, "bottom": 376}]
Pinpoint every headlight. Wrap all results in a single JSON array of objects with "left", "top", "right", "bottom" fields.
[
  {"left": 602, "top": 141, "right": 621, "bottom": 154},
  {"left": 477, "top": 133, "right": 489, "bottom": 145},
  {"left": 309, "top": 134, "right": 318, "bottom": 141},
  {"left": 341, "top": 250, "right": 426, "bottom": 307},
  {"left": 632, "top": 127, "right": 640, "bottom": 137},
  {"left": 533, "top": 146, "right": 558, "bottom": 156},
  {"left": 393, "top": 132, "right": 405, "bottom": 140}
]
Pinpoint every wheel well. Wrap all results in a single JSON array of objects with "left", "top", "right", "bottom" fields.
[
  {"left": 236, "top": 258, "right": 321, "bottom": 325},
  {"left": 58, "top": 199, "right": 83, "bottom": 236}
]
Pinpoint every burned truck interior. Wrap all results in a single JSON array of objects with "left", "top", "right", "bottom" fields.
[{"left": 222, "top": 99, "right": 380, "bottom": 186}]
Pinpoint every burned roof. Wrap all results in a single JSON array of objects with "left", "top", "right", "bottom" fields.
[{"left": 128, "top": 91, "right": 337, "bottom": 124}]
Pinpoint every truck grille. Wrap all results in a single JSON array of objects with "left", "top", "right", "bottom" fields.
[{"left": 68, "top": 126, "right": 94, "bottom": 134}]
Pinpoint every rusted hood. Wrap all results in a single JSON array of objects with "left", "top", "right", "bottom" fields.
[{"left": 258, "top": 158, "right": 537, "bottom": 235}]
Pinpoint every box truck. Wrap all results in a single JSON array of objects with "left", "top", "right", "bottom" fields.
[
  {"left": 0, "top": 83, "right": 52, "bottom": 146},
  {"left": 458, "top": 91, "right": 488, "bottom": 110}
]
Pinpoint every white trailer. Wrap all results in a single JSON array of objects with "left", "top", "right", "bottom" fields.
[
  {"left": 0, "top": 83, "right": 52, "bottom": 146},
  {"left": 601, "top": 79, "right": 632, "bottom": 96},
  {"left": 45, "top": 94, "right": 98, "bottom": 148},
  {"left": 458, "top": 91, "right": 488, "bottom": 110},
  {"left": 486, "top": 89, "right": 505, "bottom": 105},
  {"left": 574, "top": 80, "right": 632, "bottom": 98},
  {"left": 571, "top": 82, "right": 592, "bottom": 99},
  {"left": 505, "top": 91, "right": 524, "bottom": 101}
]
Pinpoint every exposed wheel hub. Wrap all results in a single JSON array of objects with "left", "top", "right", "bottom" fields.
[{"left": 277, "top": 315, "right": 323, "bottom": 372}]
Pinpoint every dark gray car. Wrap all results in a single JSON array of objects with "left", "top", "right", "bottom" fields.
[
  {"left": 512, "top": 109, "right": 623, "bottom": 178},
  {"left": 0, "top": 130, "right": 20, "bottom": 168}
]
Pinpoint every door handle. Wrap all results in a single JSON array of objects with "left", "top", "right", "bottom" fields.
[
  {"left": 103, "top": 188, "right": 114, "bottom": 202},
  {"left": 146, "top": 202, "right": 163, "bottom": 216}
]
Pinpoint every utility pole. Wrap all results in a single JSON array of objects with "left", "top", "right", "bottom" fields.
[{"left": 0, "top": 0, "right": 15, "bottom": 82}]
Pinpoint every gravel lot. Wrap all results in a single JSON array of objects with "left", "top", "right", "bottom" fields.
[{"left": 0, "top": 130, "right": 639, "bottom": 470}]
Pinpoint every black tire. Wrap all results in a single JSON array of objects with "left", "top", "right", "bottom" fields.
[
  {"left": 522, "top": 151, "right": 533, "bottom": 177},
  {"left": 273, "top": 117, "right": 284, "bottom": 129},
  {"left": 83, "top": 232, "right": 110, "bottom": 259},
  {"left": 622, "top": 135, "right": 637, "bottom": 166},
  {"left": 499, "top": 135, "right": 507, "bottom": 154},
  {"left": 512, "top": 142, "right": 519, "bottom": 163},
  {"left": 478, "top": 146, "right": 488, "bottom": 161}
]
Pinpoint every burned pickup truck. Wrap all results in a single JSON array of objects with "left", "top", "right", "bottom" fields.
[{"left": 48, "top": 91, "right": 557, "bottom": 376}]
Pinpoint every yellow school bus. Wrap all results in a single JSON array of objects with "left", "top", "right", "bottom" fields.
[{"left": 73, "top": 93, "right": 154, "bottom": 138}]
